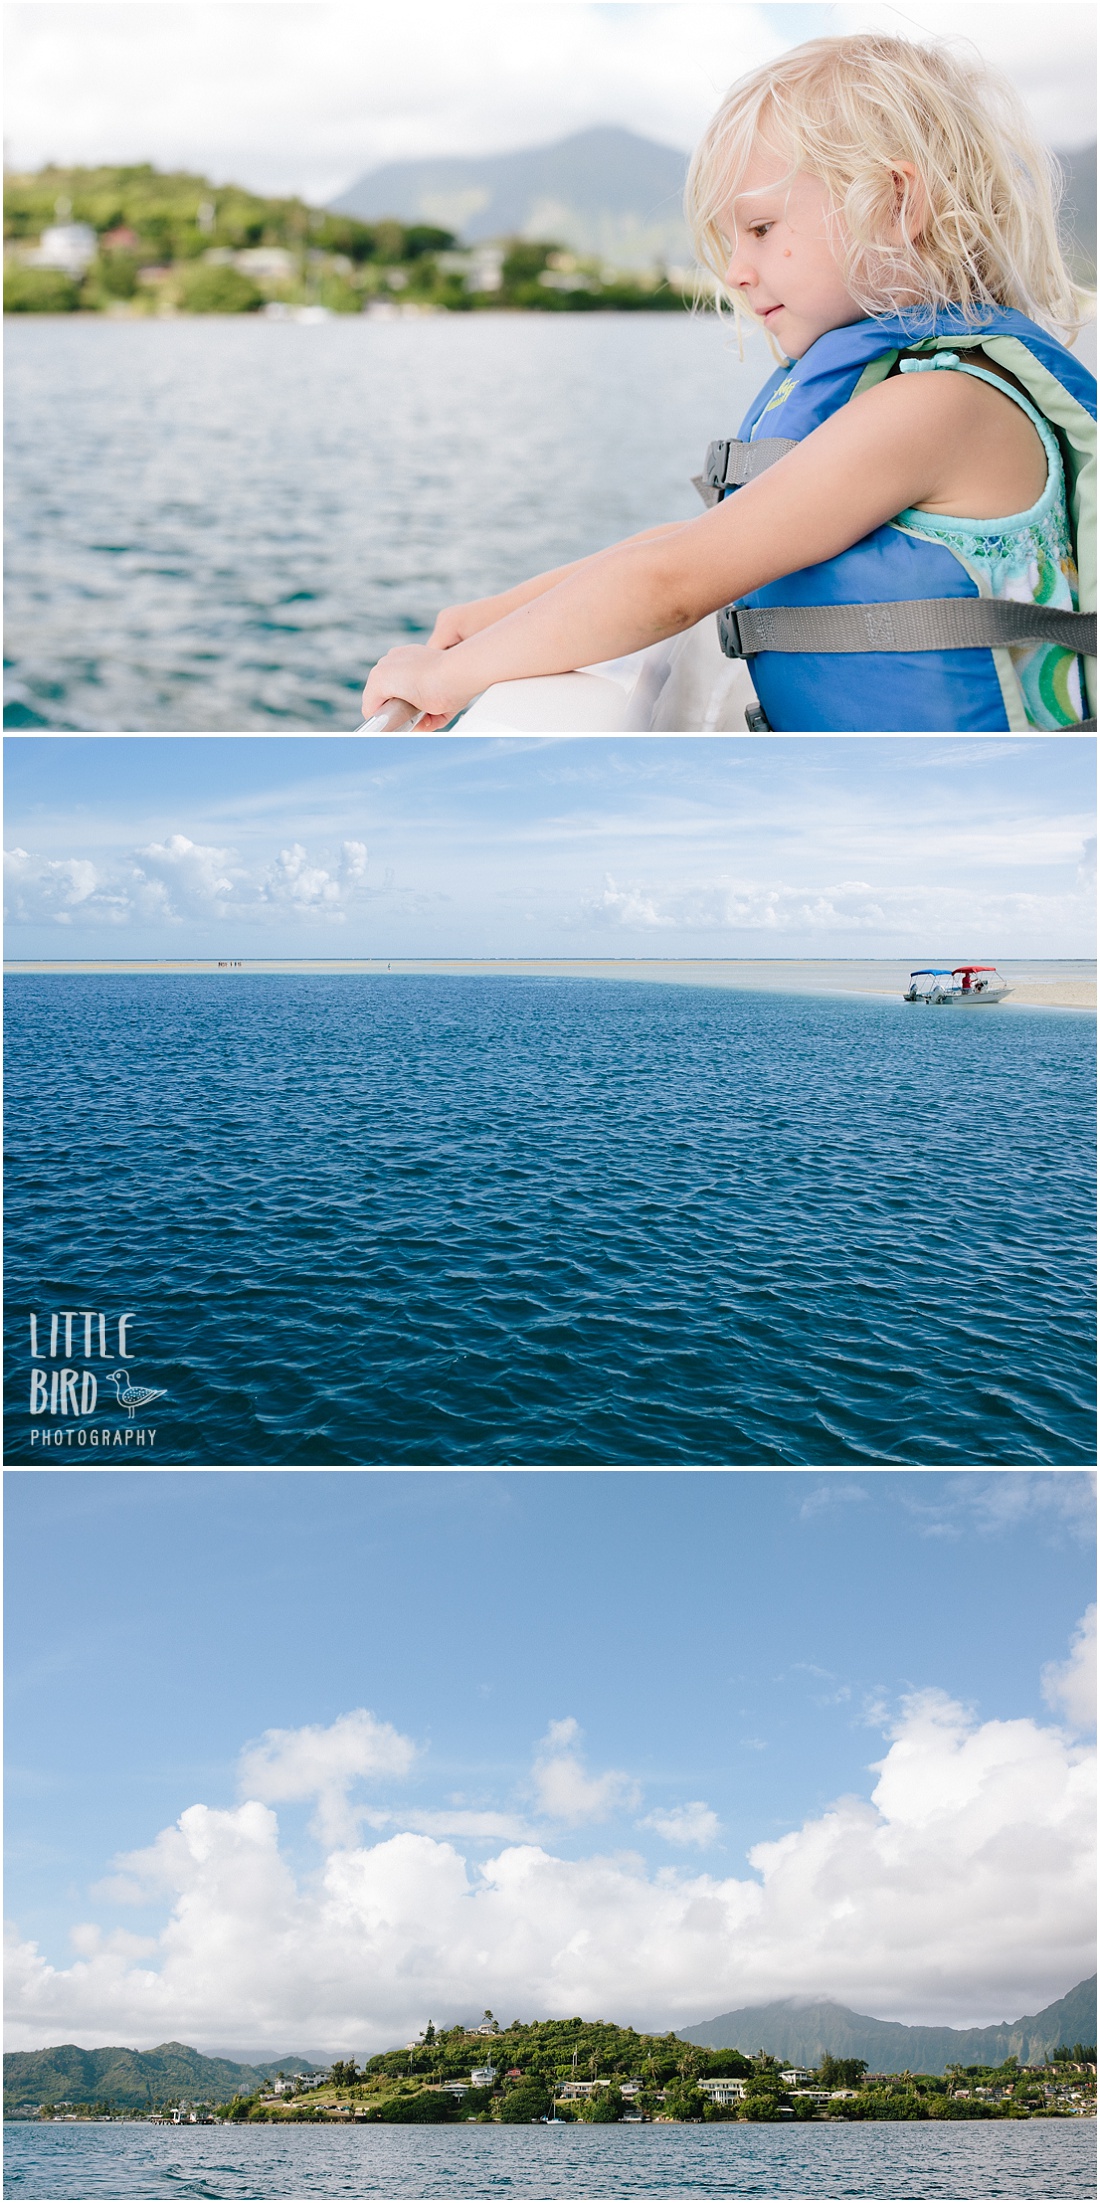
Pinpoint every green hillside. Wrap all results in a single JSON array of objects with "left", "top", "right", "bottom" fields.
[
  {"left": 3, "top": 2040, "right": 323, "bottom": 2112},
  {"left": 2, "top": 165, "right": 420, "bottom": 263},
  {"left": 3, "top": 164, "right": 691, "bottom": 314},
  {"left": 361, "top": 2014, "right": 750, "bottom": 2089},
  {"left": 226, "top": 2012, "right": 1096, "bottom": 2125},
  {"left": 8, "top": 2010, "right": 1094, "bottom": 2123}
]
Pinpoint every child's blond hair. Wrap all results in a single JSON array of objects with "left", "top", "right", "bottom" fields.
[{"left": 685, "top": 33, "right": 1092, "bottom": 342}]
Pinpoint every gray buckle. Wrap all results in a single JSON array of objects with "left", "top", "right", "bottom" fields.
[
  {"left": 704, "top": 439, "right": 731, "bottom": 497},
  {"left": 717, "top": 604, "right": 748, "bottom": 658}
]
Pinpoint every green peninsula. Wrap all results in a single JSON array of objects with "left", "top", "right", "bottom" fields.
[
  {"left": 8, "top": 2014, "right": 1094, "bottom": 2125},
  {"left": 4, "top": 165, "right": 692, "bottom": 316}
]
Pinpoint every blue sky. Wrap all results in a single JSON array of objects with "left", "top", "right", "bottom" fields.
[
  {"left": 5, "top": 1469, "right": 1095, "bottom": 2054},
  {"left": 5, "top": 735, "right": 1096, "bottom": 959},
  {"left": 6, "top": 4, "right": 1094, "bottom": 199}
]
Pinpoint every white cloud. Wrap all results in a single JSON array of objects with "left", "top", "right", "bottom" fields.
[
  {"left": 640, "top": 1802, "right": 720, "bottom": 1848},
  {"left": 585, "top": 867, "right": 1096, "bottom": 942},
  {"left": 259, "top": 842, "right": 343, "bottom": 911},
  {"left": 5, "top": 834, "right": 377, "bottom": 931},
  {"left": 799, "top": 1481, "right": 868, "bottom": 1520},
  {"left": 1043, "top": 1606, "right": 1097, "bottom": 1733},
  {"left": 135, "top": 834, "right": 243, "bottom": 921},
  {"left": 5, "top": 1641, "right": 1094, "bottom": 2054},
  {"left": 530, "top": 1718, "right": 639, "bottom": 1824},
  {"left": 4, "top": 4, "right": 1092, "bottom": 202},
  {"left": 4, "top": 846, "right": 129, "bottom": 927},
  {"left": 904, "top": 1472, "right": 1097, "bottom": 1544},
  {"left": 237, "top": 1709, "right": 417, "bottom": 1847}
]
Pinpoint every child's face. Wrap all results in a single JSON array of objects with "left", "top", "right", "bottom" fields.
[{"left": 722, "top": 148, "right": 863, "bottom": 356}]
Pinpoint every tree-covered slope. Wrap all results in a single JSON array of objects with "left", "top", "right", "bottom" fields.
[{"left": 3, "top": 2041, "right": 324, "bottom": 2110}]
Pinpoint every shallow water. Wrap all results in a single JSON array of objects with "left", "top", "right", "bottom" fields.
[
  {"left": 4, "top": 974, "right": 1093, "bottom": 1465},
  {"left": 4, "top": 2118, "right": 1095, "bottom": 2200},
  {"left": 4, "top": 315, "right": 767, "bottom": 731}
]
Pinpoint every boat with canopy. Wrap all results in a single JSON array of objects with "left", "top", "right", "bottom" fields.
[{"left": 903, "top": 966, "right": 1011, "bottom": 1004}]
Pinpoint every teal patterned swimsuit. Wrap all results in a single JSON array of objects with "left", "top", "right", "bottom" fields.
[{"left": 893, "top": 353, "right": 1085, "bottom": 729}]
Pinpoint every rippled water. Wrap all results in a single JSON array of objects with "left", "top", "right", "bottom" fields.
[
  {"left": 4, "top": 975, "right": 1094, "bottom": 1465},
  {"left": 4, "top": 2119, "right": 1095, "bottom": 2200},
  {"left": 4, "top": 316, "right": 766, "bottom": 731}
]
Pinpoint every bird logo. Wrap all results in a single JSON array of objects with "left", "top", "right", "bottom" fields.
[{"left": 106, "top": 1369, "right": 167, "bottom": 1419}]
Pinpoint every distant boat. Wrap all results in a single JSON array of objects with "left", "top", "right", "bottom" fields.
[{"left": 904, "top": 965, "right": 1011, "bottom": 1005}]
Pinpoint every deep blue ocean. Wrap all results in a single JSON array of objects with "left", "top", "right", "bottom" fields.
[
  {"left": 4, "top": 975, "right": 1095, "bottom": 1465},
  {"left": 3, "top": 2118, "right": 1095, "bottom": 2199}
]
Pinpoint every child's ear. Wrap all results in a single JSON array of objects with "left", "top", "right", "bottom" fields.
[{"left": 890, "top": 163, "right": 928, "bottom": 242}]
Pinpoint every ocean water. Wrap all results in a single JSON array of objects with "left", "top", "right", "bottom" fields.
[
  {"left": 3, "top": 315, "right": 766, "bottom": 732},
  {"left": 3, "top": 2119, "right": 1095, "bottom": 2200},
  {"left": 4, "top": 975, "right": 1094, "bottom": 1466}
]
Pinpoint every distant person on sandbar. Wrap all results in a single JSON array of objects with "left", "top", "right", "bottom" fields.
[{"left": 360, "top": 33, "right": 1095, "bottom": 734}]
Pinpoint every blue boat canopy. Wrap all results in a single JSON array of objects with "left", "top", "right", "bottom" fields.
[{"left": 909, "top": 969, "right": 952, "bottom": 976}]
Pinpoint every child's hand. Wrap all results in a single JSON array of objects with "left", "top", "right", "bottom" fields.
[
  {"left": 360, "top": 644, "right": 474, "bottom": 731},
  {"left": 429, "top": 594, "right": 511, "bottom": 648}
]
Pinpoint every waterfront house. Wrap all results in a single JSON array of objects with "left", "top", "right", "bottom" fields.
[
  {"left": 235, "top": 247, "right": 296, "bottom": 281},
  {"left": 699, "top": 2078, "right": 748, "bottom": 2104},
  {"left": 28, "top": 223, "right": 97, "bottom": 276}
]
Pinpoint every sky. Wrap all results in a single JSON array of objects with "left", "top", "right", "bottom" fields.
[
  {"left": 4, "top": 1468, "right": 1095, "bottom": 2057},
  {"left": 4, "top": 734, "right": 1096, "bottom": 960},
  {"left": 4, "top": 2, "right": 1095, "bottom": 203}
]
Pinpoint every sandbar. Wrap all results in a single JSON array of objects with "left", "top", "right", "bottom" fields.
[{"left": 4, "top": 956, "right": 1094, "bottom": 1008}]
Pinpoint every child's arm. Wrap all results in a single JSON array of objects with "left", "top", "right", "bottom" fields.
[
  {"left": 428, "top": 524, "right": 690, "bottom": 648},
  {"left": 362, "top": 370, "right": 1031, "bottom": 727}
]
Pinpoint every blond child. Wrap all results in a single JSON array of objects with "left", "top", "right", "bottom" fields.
[{"left": 361, "top": 34, "right": 1095, "bottom": 733}]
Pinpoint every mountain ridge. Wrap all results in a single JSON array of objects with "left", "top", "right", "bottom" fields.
[
  {"left": 330, "top": 125, "right": 1096, "bottom": 277},
  {"left": 5, "top": 1979, "right": 1094, "bottom": 2104},
  {"left": 677, "top": 1976, "right": 1097, "bottom": 2074},
  {"left": 330, "top": 126, "right": 692, "bottom": 268},
  {"left": 2, "top": 2040, "right": 325, "bottom": 2111}
]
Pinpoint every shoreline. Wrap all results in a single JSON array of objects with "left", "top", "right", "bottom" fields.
[{"left": 4, "top": 957, "right": 1095, "bottom": 1009}]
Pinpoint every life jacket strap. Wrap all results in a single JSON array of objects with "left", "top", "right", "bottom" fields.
[
  {"left": 692, "top": 437, "right": 798, "bottom": 505},
  {"left": 718, "top": 598, "right": 1096, "bottom": 660}
]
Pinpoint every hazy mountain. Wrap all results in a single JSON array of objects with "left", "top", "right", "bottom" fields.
[
  {"left": 3, "top": 2040, "right": 326, "bottom": 2110},
  {"left": 677, "top": 1976, "right": 1097, "bottom": 2075},
  {"left": 331, "top": 125, "right": 1096, "bottom": 279},
  {"left": 329, "top": 126, "right": 692, "bottom": 268}
]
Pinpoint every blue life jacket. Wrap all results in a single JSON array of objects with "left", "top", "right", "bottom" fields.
[{"left": 711, "top": 306, "right": 1096, "bottom": 731}]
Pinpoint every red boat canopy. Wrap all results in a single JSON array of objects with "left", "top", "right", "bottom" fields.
[{"left": 952, "top": 966, "right": 997, "bottom": 974}]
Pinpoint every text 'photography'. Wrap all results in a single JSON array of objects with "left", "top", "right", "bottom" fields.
[{"left": 4, "top": 734, "right": 1096, "bottom": 1468}]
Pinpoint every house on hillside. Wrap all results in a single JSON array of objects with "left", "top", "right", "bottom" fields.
[
  {"left": 699, "top": 2078, "right": 748, "bottom": 2105},
  {"left": 27, "top": 223, "right": 97, "bottom": 276}
]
